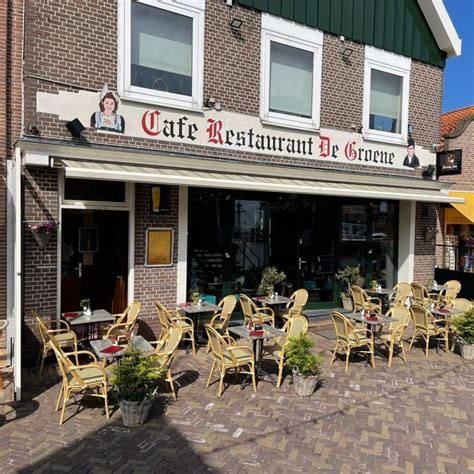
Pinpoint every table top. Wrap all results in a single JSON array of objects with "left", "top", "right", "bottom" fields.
[
  {"left": 346, "top": 312, "right": 398, "bottom": 326},
  {"left": 425, "top": 305, "right": 456, "bottom": 317},
  {"left": 229, "top": 324, "right": 286, "bottom": 340},
  {"left": 64, "top": 309, "right": 115, "bottom": 325},
  {"left": 177, "top": 302, "right": 220, "bottom": 314},
  {"left": 365, "top": 288, "right": 393, "bottom": 295},
  {"left": 90, "top": 335, "right": 154, "bottom": 359},
  {"left": 429, "top": 285, "right": 448, "bottom": 292},
  {"left": 253, "top": 295, "right": 293, "bottom": 306}
]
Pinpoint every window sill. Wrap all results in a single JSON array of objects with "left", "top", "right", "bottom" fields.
[
  {"left": 260, "top": 116, "right": 320, "bottom": 134},
  {"left": 362, "top": 130, "right": 407, "bottom": 146}
]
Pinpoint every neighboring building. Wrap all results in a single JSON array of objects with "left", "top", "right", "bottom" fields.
[
  {"left": 436, "top": 105, "right": 474, "bottom": 277},
  {"left": 2, "top": 0, "right": 462, "bottom": 398}
]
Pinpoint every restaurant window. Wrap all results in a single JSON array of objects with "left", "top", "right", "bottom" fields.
[
  {"left": 118, "top": 0, "right": 205, "bottom": 110},
  {"left": 260, "top": 14, "right": 323, "bottom": 131},
  {"left": 363, "top": 46, "right": 410, "bottom": 145}
]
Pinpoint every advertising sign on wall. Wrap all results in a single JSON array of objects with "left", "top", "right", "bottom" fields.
[{"left": 436, "top": 149, "right": 462, "bottom": 176}]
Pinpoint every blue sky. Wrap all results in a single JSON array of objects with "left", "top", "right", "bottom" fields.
[{"left": 442, "top": 0, "right": 474, "bottom": 112}]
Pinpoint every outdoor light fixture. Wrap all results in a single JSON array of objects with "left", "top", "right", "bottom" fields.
[
  {"left": 207, "top": 97, "right": 222, "bottom": 111},
  {"left": 229, "top": 18, "right": 243, "bottom": 29},
  {"left": 424, "top": 225, "right": 436, "bottom": 243},
  {"left": 65, "top": 118, "right": 85, "bottom": 138},
  {"left": 422, "top": 164, "right": 436, "bottom": 179},
  {"left": 408, "top": 123, "right": 415, "bottom": 135},
  {"left": 341, "top": 47, "right": 353, "bottom": 59}
]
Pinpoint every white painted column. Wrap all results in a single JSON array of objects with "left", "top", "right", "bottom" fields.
[
  {"left": 398, "top": 200, "right": 416, "bottom": 283},
  {"left": 177, "top": 186, "right": 188, "bottom": 303}
]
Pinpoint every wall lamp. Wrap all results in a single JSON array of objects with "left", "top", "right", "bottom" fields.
[
  {"left": 229, "top": 18, "right": 243, "bottom": 29},
  {"left": 341, "top": 47, "right": 353, "bottom": 60},
  {"left": 422, "top": 164, "right": 436, "bottom": 180},
  {"left": 424, "top": 225, "right": 436, "bottom": 243},
  {"left": 65, "top": 118, "right": 85, "bottom": 138}
]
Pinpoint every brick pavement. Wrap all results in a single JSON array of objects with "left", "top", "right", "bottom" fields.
[{"left": 0, "top": 329, "right": 473, "bottom": 473}]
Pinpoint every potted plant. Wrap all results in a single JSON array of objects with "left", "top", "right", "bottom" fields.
[
  {"left": 335, "top": 266, "right": 361, "bottom": 311},
  {"left": 451, "top": 308, "right": 474, "bottom": 360},
  {"left": 285, "top": 334, "right": 324, "bottom": 397},
  {"left": 29, "top": 221, "right": 59, "bottom": 250},
  {"left": 111, "top": 347, "right": 164, "bottom": 427},
  {"left": 258, "top": 266, "right": 286, "bottom": 297}
]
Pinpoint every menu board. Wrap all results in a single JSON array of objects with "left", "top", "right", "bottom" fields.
[{"left": 146, "top": 228, "right": 173, "bottom": 266}]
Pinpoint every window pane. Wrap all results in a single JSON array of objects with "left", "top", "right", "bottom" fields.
[
  {"left": 369, "top": 69, "right": 402, "bottom": 133},
  {"left": 131, "top": 3, "right": 193, "bottom": 96},
  {"left": 269, "top": 42, "right": 313, "bottom": 118}
]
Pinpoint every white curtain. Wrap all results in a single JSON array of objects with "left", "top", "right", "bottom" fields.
[{"left": 370, "top": 69, "right": 402, "bottom": 122}]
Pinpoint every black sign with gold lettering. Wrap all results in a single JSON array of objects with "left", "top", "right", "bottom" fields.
[{"left": 436, "top": 149, "right": 462, "bottom": 176}]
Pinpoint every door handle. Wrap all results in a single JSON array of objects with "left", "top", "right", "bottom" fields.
[
  {"left": 74, "top": 262, "right": 82, "bottom": 278},
  {"left": 298, "top": 257, "right": 307, "bottom": 270}
]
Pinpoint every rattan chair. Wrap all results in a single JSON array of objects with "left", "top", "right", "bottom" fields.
[
  {"left": 239, "top": 294, "right": 275, "bottom": 326},
  {"left": 376, "top": 304, "right": 411, "bottom": 367},
  {"left": 206, "top": 326, "right": 256, "bottom": 397},
  {"left": 102, "top": 301, "right": 141, "bottom": 342},
  {"left": 451, "top": 298, "right": 472, "bottom": 314},
  {"left": 389, "top": 282, "right": 411, "bottom": 306},
  {"left": 149, "top": 324, "right": 183, "bottom": 400},
  {"left": 330, "top": 311, "right": 375, "bottom": 371},
  {"left": 155, "top": 300, "right": 196, "bottom": 354},
  {"left": 410, "top": 282, "right": 438, "bottom": 306},
  {"left": 408, "top": 304, "right": 448, "bottom": 356},
  {"left": 49, "top": 333, "right": 109, "bottom": 425},
  {"left": 350, "top": 285, "right": 381, "bottom": 313},
  {"left": 281, "top": 289, "right": 309, "bottom": 320},
  {"left": 33, "top": 310, "right": 78, "bottom": 375},
  {"left": 206, "top": 295, "right": 237, "bottom": 352},
  {"left": 439, "top": 280, "right": 461, "bottom": 307}
]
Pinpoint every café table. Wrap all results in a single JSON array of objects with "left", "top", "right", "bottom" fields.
[
  {"left": 63, "top": 309, "right": 116, "bottom": 343},
  {"left": 177, "top": 301, "right": 220, "bottom": 345},
  {"left": 429, "top": 284, "right": 448, "bottom": 293},
  {"left": 253, "top": 295, "right": 294, "bottom": 323},
  {"left": 228, "top": 323, "right": 286, "bottom": 386},
  {"left": 90, "top": 335, "right": 154, "bottom": 366},
  {"left": 365, "top": 288, "right": 393, "bottom": 312}
]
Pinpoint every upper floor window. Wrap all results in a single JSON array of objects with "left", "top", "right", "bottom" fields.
[
  {"left": 261, "top": 14, "right": 323, "bottom": 131},
  {"left": 118, "top": 0, "right": 205, "bottom": 110},
  {"left": 363, "top": 46, "right": 411, "bottom": 145}
]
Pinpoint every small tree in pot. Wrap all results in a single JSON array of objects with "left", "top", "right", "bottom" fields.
[
  {"left": 335, "top": 266, "right": 362, "bottom": 311},
  {"left": 451, "top": 308, "right": 474, "bottom": 360},
  {"left": 112, "top": 348, "right": 164, "bottom": 427},
  {"left": 258, "top": 266, "right": 287, "bottom": 297},
  {"left": 285, "top": 334, "right": 324, "bottom": 397}
]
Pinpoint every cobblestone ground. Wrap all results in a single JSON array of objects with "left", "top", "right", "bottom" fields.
[{"left": 1, "top": 329, "right": 473, "bottom": 473}]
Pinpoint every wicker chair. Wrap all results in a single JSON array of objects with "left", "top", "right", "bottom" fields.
[
  {"left": 449, "top": 298, "right": 472, "bottom": 351},
  {"left": 270, "top": 314, "right": 309, "bottom": 387},
  {"left": 439, "top": 280, "right": 461, "bottom": 307},
  {"left": 408, "top": 304, "right": 448, "bottom": 356},
  {"left": 281, "top": 289, "right": 309, "bottom": 320},
  {"left": 102, "top": 301, "right": 141, "bottom": 342},
  {"left": 389, "top": 282, "right": 411, "bottom": 306},
  {"left": 155, "top": 300, "right": 196, "bottom": 354},
  {"left": 149, "top": 324, "right": 183, "bottom": 400},
  {"left": 33, "top": 310, "right": 77, "bottom": 375},
  {"left": 239, "top": 294, "right": 275, "bottom": 326},
  {"left": 350, "top": 285, "right": 381, "bottom": 313},
  {"left": 410, "top": 282, "right": 438, "bottom": 306},
  {"left": 206, "top": 295, "right": 237, "bottom": 352},
  {"left": 205, "top": 326, "right": 256, "bottom": 397},
  {"left": 49, "top": 333, "right": 109, "bottom": 425},
  {"left": 330, "top": 311, "right": 375, "bottom": 371},
  {"left": 376, "top": 304, "right": 411, "bottom": 367}
]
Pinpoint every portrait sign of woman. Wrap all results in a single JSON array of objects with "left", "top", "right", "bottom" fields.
[{"left": 90, "top": 85, "right": 125, "bottom": 134}]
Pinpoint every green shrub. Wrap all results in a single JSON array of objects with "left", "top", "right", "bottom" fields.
[
  {"left": 335, "top": 266, "right": 362, "bottom": 297},
  {"left": 285, "top": 334, "right": 324, "bottom": 376},
  {"left": 111, "top": 348, "right": 164, "bottom": 402},
  {"left": 452, "top": 308, "right": 474, "bottom": 345}
]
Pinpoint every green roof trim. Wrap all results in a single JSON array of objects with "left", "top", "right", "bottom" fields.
[{"left": 237, "top": 0, "right": 446, "bottom": 67}]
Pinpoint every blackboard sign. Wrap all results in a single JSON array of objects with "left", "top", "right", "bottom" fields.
[{"left": 437, "top": 149, "right": 462, "bottom": 176}]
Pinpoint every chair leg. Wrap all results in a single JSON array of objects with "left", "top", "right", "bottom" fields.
[
  {"left": 276, "top": 357, "right": 284, "bottom": 388},
  {"left": 38, "top": 349, "right": 46, "bottom": 375},
  {"left": 55, "top": 385, "right": 64, "bottom": 411},
  {"left": 59, "top": 388, "right": 69, "bottom": 425},
  {"left": 345, "top": 348, "right": 350, "bottom": 372},
  {"left": 330, "top": 340, "right": 339, "bottom": 365},
  {"left": 400, "top": 341, "right": 407, "bottom": 362},
  {"left": 206, "top": 360, "right": 216, "bottom": 387},
  {"left": 167, "top": 369, "right": 176, "bottom": 401},
  {"left": 218, "top": 367, "right": 225, "bottom": 397},
  {"left": 425, "top": 336, "right": 430, "bottom": 356},
  {"left": 103, "top": 384, "right": 110, "bottom": 419},
  {"left": 250, "top": 363, "right": 257, "bottom": 393},
  {"left": 387, "top": 340, "right": 394, "bottom": 368},
  {"left": 190, "top": 330, "right": 196, "bottom": 355},
  {"left": 409, "top": 333, "right": 416, "bottom": 351}
]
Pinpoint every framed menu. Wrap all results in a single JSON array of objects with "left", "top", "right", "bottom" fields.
[{"left": 146, "top": 228, "right": 173, "bottom": 266}]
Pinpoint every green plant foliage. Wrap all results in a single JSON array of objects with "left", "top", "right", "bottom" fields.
[
  {"left": 335, "top": 266, "right": 361, "bottom": 296},
  {"left": 258, "top": 266, "right": 286, "bottom": 294},
  {"left": 452, "top": 308, "right": 474, "bottom": 345},
  {"left": 112, "top": 348, "right": 165, "bottom": 402},
  {"left": 80, "top": 298, "right": 90, "bottom": 308},
  {"left": 285, "top": 334, "right": 324, "bottom": 377}
]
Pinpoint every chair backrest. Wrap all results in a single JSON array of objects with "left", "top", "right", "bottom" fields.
[
  {"left": 155, "top": 324, "right": 183, "bottom": 369},
  {"left": 155, "top": 300, "right": 171, "bottom": 333},
  {"left": 287, "top": 314, "right": 309, "bottom": 339},
  {"left": 32, "top": 310, "right": 49, "bottom": 347},
  {"left": 286, "top": 289, "right": 309, "bottom": 310},
  {"left": 331, "top": 311, "right": 360, "bottom": 344},
  {"left": 385, "top": 304, "right": 410, "bottom": 337},
  {"left": 125, "top": 301, "right": 141, "bottom": 326},
  {"left": 215, "top": 295, "right": 237, "bottom": 321},
  {"left": 206, "top": 326, "right": 236, "bottom": 364},
  {"left": 451, "top": 298, "right": 472, "bottom": 314},
  {"left": 239, "top": 294, "right": 258, "bottom": 323},
  {"left": 409, "top": 304, "right": 431, "bottom": 330},
  {"left": 410, "top": 282, "right": 428, "bottom": 305},
  {"left": 350, "top": 285, "right": 368, "bottom": 311},
  {"left": 441, "top": 280, "right": 461, "bottom": 304},
  {"left": 392, "top": 282, "right": 411, "bottom": 305}
]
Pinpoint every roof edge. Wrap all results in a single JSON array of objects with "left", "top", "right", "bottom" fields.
[
  {"left": 445, "top": 114, "right": 474, "bottom": 139},
  {"left": 418, "top": 0, "right": 462, "bottom": 57}
]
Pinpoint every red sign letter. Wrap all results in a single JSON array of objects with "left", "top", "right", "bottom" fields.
[
  {"left": 207, "top": 119, "right": 224, "bottom": 145},
  {"left": 319, "top": 136, "right": 330, "bottom": 157},
  {"left": 142, "top": 110, "right": 161, "bottom": 136}
]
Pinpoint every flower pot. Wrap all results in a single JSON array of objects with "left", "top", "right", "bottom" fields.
[
  {"left": 32, "top": 231, "right": 52, "bottom": 250},
  {"left": 119, "top": 398, "right": 154, "bottom": 427},
  {"left": 292, "top": 367, "right": 318, "bottom": 397},
  {"left": 459, "top": 341, "right": 474, "bottom": 360},
  {"left": 341, "top": 296, "right": 353, "bottom": 311}
]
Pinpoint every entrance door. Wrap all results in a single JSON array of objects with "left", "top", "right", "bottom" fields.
[
  {"left": 61, "top": 209, "right": 129, "bottom": 313},
  {"left": 297, "top": 198, "right": 338, "bottom": 307}
]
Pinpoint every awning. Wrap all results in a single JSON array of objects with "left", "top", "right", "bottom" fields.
[
  {"left": 60, "top": 159, "right": 465, "bottom": 204},
  {"left": 449, "top": 192, "right": 474, "bottom": 223}
]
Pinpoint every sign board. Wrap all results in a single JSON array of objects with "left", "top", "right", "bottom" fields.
[
  {"left": 437, "top": 149, "right": 462, "bottom": 176},
  {"left": 146, "top": 228, "right": 173, "bottom": 266}
]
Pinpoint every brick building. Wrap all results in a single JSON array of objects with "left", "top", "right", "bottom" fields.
[{"left": 2, "top": 0, "right": 462, "bottom": 398}]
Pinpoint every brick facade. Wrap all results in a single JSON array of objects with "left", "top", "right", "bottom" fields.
[{"left": 8, "top": 0, "right": 452, "bottom": 361}]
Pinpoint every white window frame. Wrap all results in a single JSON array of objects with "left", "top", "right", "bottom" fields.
[
  {"left": 260, "top": 14, "right": 323, "bottom": 132},
  {"left": 118, "top": 0, "right": 205, "bottom": 111},
  {"left": 363, "top": 46, "right": 411, "bottom": 145}
]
